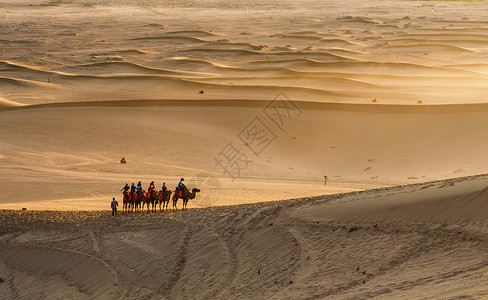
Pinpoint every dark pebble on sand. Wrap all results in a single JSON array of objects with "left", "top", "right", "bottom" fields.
[{"left": 348, "top": 226, "right": 358, "bottom": 233}]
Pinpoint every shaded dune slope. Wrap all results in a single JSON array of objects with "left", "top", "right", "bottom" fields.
[{"left": 2, "top": 175, "right": 488, "bottom": 299}]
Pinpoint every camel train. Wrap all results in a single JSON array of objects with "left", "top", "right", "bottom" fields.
[{"left": 122, "top": 184, "right": 200, "bottom": 213}]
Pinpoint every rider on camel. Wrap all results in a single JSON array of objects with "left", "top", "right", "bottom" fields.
[
  {"left": 161, "top": 182, "right": 168, "bottom": 193},
  {"left": 177, "top": 178, "right": 185, "bottom": 197},
  {"left": 148, "top": 181, "right": 156, "bottom": 198},
  {"left": 121, "top": 183, "right": 130, "bottom": 194}
]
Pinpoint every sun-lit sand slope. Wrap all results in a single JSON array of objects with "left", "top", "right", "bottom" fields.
[
  {"left": 1, "top": 101, "right": 488, "bottom": 209},
  {"left": 2, "top": 0, "right": 488, "bottom": 209},
  {"left": 1, "top": 175, "right": 488, "bottom": 299}
]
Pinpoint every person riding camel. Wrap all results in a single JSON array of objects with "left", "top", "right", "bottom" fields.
[
  {"left": 161, "top": 182, "right": 168, "bottom": 193},
  {"left": 148, "top": 181, "right": 156, "bottom": 198},
  {"left": 177, "top": 178, "right": 185, "bottom": 197},
  {"left": 136, "top": 181, "right": 143, "bottom": 193},
  {"left": 121, "top": 183, "right": 130, "bottom": 194},
  {"left": 130, "top": 183, "right": 136, "bottom": 194}
]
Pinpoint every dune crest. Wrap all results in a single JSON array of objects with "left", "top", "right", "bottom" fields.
[{"left": 0, "top": 96, "right": 24, "bottom": 107}]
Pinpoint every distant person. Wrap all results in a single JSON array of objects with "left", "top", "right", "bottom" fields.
[
  {"left": 121, "top": 183, "right": 130, "bottom": 194},
  {"left": 130, "top": 183, "right": 136, "bottom": 194},
  {"left": 120, "top": 157, "right": 126, "bottom": 164},
  {"left": 136, "top": 181, "right": 143, "bottom": 192},
  {"left": 111, "top": 197, "right": 118, "bottom": 216}
]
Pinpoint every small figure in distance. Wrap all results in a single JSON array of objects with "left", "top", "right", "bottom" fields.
[
  {"left": 130, "top": 182, "right": 136, "bottom": 194},
  {"left": 199, "top": 90, "right": 204, "bottom": 94},
  {"left": 136, "top": 181, "right": 143, "bottom": 192},
  {"left": 111, "top": 197, "right": 118, "bottom": 217},
  {"left": 161, "top": 182, "right": 168, "bottom": 193},
  {"left": 120, "top": 157, "right": 127, "bottom": 164}
]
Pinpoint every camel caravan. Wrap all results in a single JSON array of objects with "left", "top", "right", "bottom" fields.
[{"left": 120, "top": 178, "right": 200, "bottom": 212}]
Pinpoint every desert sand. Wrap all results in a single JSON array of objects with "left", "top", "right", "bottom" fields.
[
  {"left": 2, "top": 175, "right": 488, "bottom": 299},
  {"left": 1, "top": 0, "right": 488, "bottom": 298}
]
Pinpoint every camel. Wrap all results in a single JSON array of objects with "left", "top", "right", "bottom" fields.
[
  {"left": 134, "top": 190, "right": 145, "bottom": 212},
  {"left": 122, "top": 191, "right": 130, "bottom": 212},
  {"left": 172, "top": 186, "right": 200, "bottom": 210},
  {"left": 141, "top": 191, "right": 155, "bottom": 212},
  {"left": 128, "top": 191, "right": 136, "bottom": 212},
  {"left": 158, "top": 190, "right": 172, "bottom": 211},
  {"left": 144, "top": 191, "right": 160, "bottom": 212}
]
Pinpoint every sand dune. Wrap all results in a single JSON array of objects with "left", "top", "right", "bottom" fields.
[
  {"left": 129, "top": 36, "right": 208, "bottom": 44},
  {"left": 0, "top": 96, "right": 24, "bottom": 107},
  {"left": 2, "top": 175, "right": 488, "bottom": 299},
  {"left": 55, "top": 61, "right": 195, "bottom": 77},
  {"left": 2, "top": 100, "right": 488, "bottom": 210},
  {"left": 2, "top": 0, "right": 488, "bottom": 298}
]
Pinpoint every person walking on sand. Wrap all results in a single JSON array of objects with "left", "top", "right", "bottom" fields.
[{"left": 111, "top": 197, "right": 118, "bottom": 217}]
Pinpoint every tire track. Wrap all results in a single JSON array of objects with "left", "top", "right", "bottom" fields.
[{"left": 166, "top": 224, "right": 193, "bottom": 299}]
